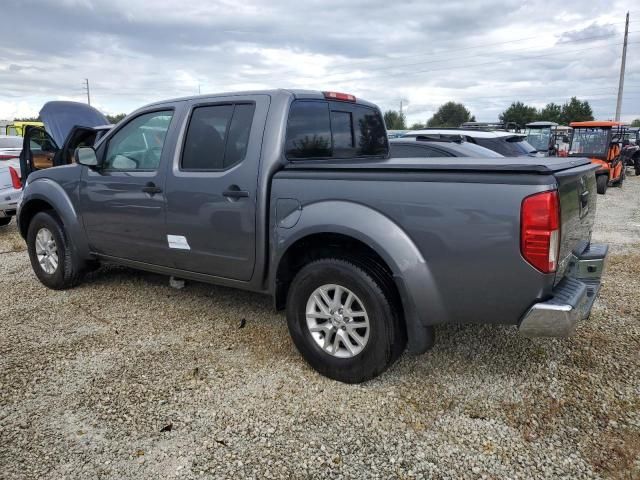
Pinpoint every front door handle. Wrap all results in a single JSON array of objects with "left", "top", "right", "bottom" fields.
[
  {"left": 142, "top": 182, "right": 162, "bottom": 195},
  {"left": 223, "top": 186, "right": 249, "bottom": 199}
]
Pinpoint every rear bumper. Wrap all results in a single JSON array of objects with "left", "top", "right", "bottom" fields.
[{"left": 518, "top": 243, "right": 608, "bottom": 337}]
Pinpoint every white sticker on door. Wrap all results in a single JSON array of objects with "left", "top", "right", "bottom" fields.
[{"left": 167, "top": 235, "right": 191, "bottom": 250}]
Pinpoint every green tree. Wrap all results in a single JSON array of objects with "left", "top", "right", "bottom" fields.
[
  {"left": 499, "top": 102, "right": 538, "bottom": 128},
  {"left": 538, "top": 103, "right": 562, "bottom": 123},
  {"left": 13, "top": 116, "right": 40, "bottom": 122},
  {"left": 383, "top": 110, "right": 406, "bottom": 130},
  {"left": 106, "top": 113, "right": 127, "bottom": 124},
  {"left": 630, "top": 118, "right": 640, "bottom": 127},
  {"left": 409, "top": 122, "right": 425, "bottom": 130},
  {"left": 560, "top": 97, "right": 593, "bottom": 124},
  {"left": 426, "top": 102, "right": 474, "bottom": 127}
]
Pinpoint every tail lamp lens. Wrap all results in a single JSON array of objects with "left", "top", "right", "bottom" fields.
[
  {"left": 9, "top": 166, "right": 22, "bottom": 189},
  {"left": 521, "top": 190, "right": 560, "bottom": 273}
]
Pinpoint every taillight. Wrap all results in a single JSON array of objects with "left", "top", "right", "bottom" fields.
[
  {"left": 323, "top": 91, "right": 356, "bottom": 102},
  {"left": 521, "top": 190, "right": 560, "bottom": 273},
  {"left": 9, "top": 166, "right": 22, "bottom": 189},
  {"left": 0, "top": 154, "right": 18, "bottom": 160}
]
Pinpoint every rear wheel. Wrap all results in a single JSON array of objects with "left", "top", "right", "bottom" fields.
[
  {"left": 596, "top": 175, "right": 608, "bottom": 195},
  {"left": 0, "top": 217, "right": 11, "bottom": 227},
  {"left": 635, "top": 157, "right": 640, "bottom": 176},
  {"left": 27, "top": 211, "right": 84, "bottom": 290},
  {"left": 286, "top": 258, "right": 406, "bottom": 383}
]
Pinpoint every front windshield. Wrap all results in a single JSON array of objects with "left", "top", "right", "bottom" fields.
[
  {"left": 569, "top": 128, "right": 608, "bottom": 155},
  {"left": 525, "top": 128, "right": 552, "bottom": 151}
]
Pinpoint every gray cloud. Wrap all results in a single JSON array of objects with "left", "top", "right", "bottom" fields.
[{"left": 0, "top": 0, "right": 637, "bottom": 122}]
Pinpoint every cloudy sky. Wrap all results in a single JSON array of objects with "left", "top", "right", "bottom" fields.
[{"left": 0, "top": 0, "right": 638, "bottom": 124}]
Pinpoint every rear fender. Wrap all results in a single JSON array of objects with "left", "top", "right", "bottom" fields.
[
  {"left": 272, "top": 200, "right": 447, "bottom": 354},
  {"left": 18, "top": 178, "right": 91, "bottom": 259}
]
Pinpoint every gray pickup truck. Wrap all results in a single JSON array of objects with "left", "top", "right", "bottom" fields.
[{"left": 17, "top": 89, "right": 607, "bottom": 383}]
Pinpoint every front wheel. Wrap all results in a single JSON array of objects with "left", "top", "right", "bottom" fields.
[
  {"left": 27, "top": 211, "right": 84, "bottom": 290},
  {"left": 596, "top": 175, "right": 608, "bottom": 195},
  {"left": 286, "top": 258, "right": 407, "bottom": 383}
]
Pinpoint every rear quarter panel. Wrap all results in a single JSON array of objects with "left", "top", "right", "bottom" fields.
[{"left": 272, "top": 170, "right": 558, "bottom": 326}]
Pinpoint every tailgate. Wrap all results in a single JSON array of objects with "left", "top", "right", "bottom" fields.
[{"left": 554, "top": 163, "right": 599, "bottom": 281}]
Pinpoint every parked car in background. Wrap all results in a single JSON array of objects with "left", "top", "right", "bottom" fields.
[
  {"left": 19, "top": 101, "right": 111, "bottom": 181},
  {"left": 0, "top": 135, "right": 23, "bottom": 226},
  {"left": 389, "top": 135, "right": 503, "bottom": 158},
  {"left": 402, "top": 128, "right": 538, "bottom": 157},
  {"left": 18, "top": 89, "right": 606, "bottom": 383},
  {"left": 386, "top": 129, "right": 410, "bottom": 139},
  {"left": 4, "top": 121, "right": 44, "bottom": 137},
  {"left": 0, "top": 135, "right": 23, "bottom": 159}
]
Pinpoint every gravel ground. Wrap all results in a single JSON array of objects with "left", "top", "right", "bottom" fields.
[{"left": 1, "top": 176, "right": 639, "bottom": 479}]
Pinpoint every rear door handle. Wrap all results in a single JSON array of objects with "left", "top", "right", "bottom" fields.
[
  {"left": 142, "top": 182, "right": 162, "bottom": 195},
  {"left": 223, "top": 186, "right": 249, "bottom": 199}
]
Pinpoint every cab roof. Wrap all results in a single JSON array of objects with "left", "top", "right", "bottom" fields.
[{"left": 569, "top": 121, "right": 624, "bottom": 128}]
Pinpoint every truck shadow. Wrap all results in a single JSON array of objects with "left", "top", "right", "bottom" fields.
[{"left": 81, "top": 266, "right": 560, "bottom": 384}]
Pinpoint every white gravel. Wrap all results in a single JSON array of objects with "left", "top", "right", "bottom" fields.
[{"left": 1, "top": 175, "right": 639, "bottom": 479}]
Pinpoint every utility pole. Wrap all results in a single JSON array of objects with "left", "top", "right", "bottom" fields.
[
  {"left": 83, "top": 78, "right": 91, "bottom": 106},
  {"left": 615, "top": 12, "right": 629, "bottom": 121}
]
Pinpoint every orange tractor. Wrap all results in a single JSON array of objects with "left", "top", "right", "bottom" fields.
[{"left": 568, "top": 121, "right": 626, "bottom": 194}]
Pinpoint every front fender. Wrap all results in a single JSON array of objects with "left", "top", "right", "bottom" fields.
[
  {"left": 272, "top": 200, "right": 447, "bottom": 354},
  {"left": 18, "top": 178, "right": 91, "bottom": 259}
]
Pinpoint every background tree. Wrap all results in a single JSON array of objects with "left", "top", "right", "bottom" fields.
[
  {"left": 499, "top": 102, "right": 538, "bottom": 127},
  {"left": 630, "top": 118, "right": 640, "bottom": 127},
  {"left": 409, "top": 122, "right": 425, "bottom": 130},
  {"left": 12, "top": 116, "right": 40, "bottom": 122},
  {"left": 426, "top": 102, "right": 473, "bottom": 127},
  {"left": 106, "top": 113, "right": 127, "bottom": 124},
  {"left": 383, "top": 110, "right": 406, "bottom": 130},
  {"left": 560, "top": 97, "right": 593, "bottom": 124},
  {"left": 538, "top": 103, "right": 562, "bottom": 123}
]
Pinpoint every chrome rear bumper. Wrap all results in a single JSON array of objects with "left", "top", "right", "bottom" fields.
[{"left": 519, "top": 243, "right": 608, "bottom": 337}]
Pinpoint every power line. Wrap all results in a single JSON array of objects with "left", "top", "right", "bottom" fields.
[
  {"left": 312, "top": 41, "right": 640, "bottom": 84},
  {"left": 241, "top": 21, "right": 637, "bottom": 81}
]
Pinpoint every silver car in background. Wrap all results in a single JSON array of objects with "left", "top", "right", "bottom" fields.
[{"left": 0, "top": 135, "right": 23, "bottom": 226}]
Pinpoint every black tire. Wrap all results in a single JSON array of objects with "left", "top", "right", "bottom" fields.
[
  {"left": 286, "top": 258, "right": 407, "bottom": 383},
  {"left": 596, "top": 175, "right": 608, "bottom": 195},
  {"left": 0, "top": 217, "right": 11, "bottom": 227},
  {"left": 26, "top": 211, "right": 84, "bottom": 290},
  {"left": 635, "top": 157, "right": 640, "bottom": 176}
]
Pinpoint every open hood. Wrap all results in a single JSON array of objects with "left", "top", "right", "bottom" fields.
[{"left": 39, "top": 101, "right": 109, "bottom": 146}]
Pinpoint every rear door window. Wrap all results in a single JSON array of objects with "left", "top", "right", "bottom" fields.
[
  {"left": 182, "top": 103, "right": 256, "bottom": 170},
  {"left": 286, "top": 100, "right": 388, "bottom": 159}
]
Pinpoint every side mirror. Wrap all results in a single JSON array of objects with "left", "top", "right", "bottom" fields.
[{"left": 75, "top": 147, "right": 98, "bottom": 167}]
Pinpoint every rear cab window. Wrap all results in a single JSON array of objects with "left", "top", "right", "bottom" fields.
[{"left": 286, "top": 100, "right": 388, "bottom": 159}]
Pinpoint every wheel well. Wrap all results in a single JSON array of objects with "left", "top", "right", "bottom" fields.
[
  {"left": 275, "top": 233, "right": 402, "bottom": 314},
  {"left": 18, "top": 199, "right": 55, "bottom": 237}
]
